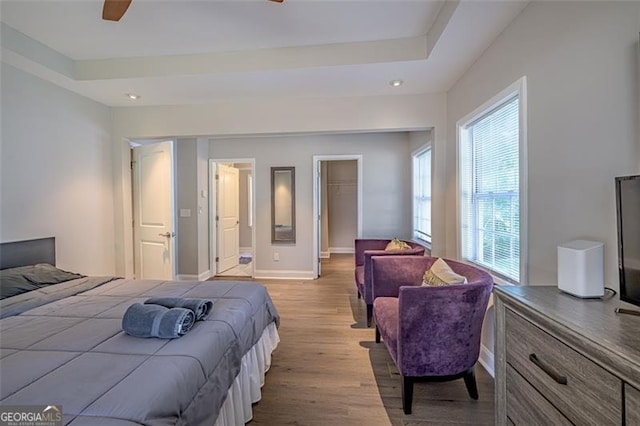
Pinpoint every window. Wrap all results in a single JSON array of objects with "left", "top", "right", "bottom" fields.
[
  {"left": 458, "top": 79, "right": 526, "bottom": 284},
  {"left": 413, "top": 146, "right": 431, "bottom": 244}
]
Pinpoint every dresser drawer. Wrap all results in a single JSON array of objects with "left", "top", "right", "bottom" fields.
[
  {"left": 506, "top": 365, "right": 571, "bottom": 426},
  {"left": 627, "top": 384, "right": 640, "bottom": 425},
  {"left": 506, "top": 308, "right": 621, "bottom": 425}
]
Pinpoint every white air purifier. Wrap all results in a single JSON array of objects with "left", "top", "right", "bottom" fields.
[{"left": 557, "top": 240, "right": 604, "bottom": 298}]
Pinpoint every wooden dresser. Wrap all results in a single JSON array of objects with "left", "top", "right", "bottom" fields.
[{"left": 494, "top": 286, "right": 640, "bottom": 425}]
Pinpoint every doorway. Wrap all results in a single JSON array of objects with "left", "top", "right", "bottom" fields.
[
  {"left": 210, "top": 159, "right": 255, "bottom": 278},
  {"left": 312, "top": 155, "right": 363, "bottom": 278}
]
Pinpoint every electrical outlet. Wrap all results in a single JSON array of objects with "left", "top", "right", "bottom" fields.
[{"left": 273, "top": 252, "right": 279, "bottom": 261}]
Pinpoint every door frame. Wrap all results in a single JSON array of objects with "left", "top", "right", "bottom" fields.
[
  {"left": 312, "top": 155, "right": 363, "bottom": 279},
  {"left": 209, "top": 158, "right": 256, "bottom": 277}
]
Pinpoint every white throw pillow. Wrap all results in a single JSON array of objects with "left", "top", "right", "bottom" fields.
[
  {"left": 384, "top": 238, "right": 412, "bottom": 251},
  {"left": 422, "top": 258, "right": 468, "bottom": 287}
]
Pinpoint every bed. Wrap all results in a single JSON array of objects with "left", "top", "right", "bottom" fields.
[{"left": 0, "top": 237, "right": 280, "bottom": 425}]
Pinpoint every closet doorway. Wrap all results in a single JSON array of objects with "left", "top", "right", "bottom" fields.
[{"left": 312, "top": 155, "right": 363, "bottom": 278}]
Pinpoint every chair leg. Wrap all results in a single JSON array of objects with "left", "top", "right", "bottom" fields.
[
  {"left": 375, "top": 325, "right": 380, "bottom": 343},
  {"left": 401, "top": 375, "right": 413, "bottom": 415},
  {"left": 366, "top": 304, "right": 373, "bottom": 327},
  {"left": 463, "top": 367, "right": 479, "bottom": 400}
]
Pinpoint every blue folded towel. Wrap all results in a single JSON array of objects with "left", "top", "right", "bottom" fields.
[
  {"left": 144, "top": 297, "right": 213, "bottom": 321},
  {"left": 122, "top": 303, "right": 195, "bottom": 338}
]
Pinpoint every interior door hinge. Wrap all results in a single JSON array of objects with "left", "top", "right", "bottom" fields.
[
  {"left": 130, "top": 160, "right": 136, "bottom": 170},
  {"left": 216, "top": 215, "right": 219, "bottom": 221},
  {"left": 215, "top": 257, "right": 219, "bottom": 262},
  {"left": 215, "top": 174, "right": 219, "bottom": 180}
]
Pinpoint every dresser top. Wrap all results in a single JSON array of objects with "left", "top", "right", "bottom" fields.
[{"left": 495, "top": 285, "right": 640, "bottom": 382}]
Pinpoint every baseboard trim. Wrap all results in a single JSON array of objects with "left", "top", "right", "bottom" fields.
[
  {"left": 176, "top": 271, "right": 212, "bottom": 281},
  {"left": 176, "top": 274, "right": 198, "bottom": 281},
  {"left": 320, "top": 251, "right": 331, "bottom": 259},
  {"left": 329, "top": 247, "right": 355, "bottom": 254},
  {"left": 478, "top": 343, "right": 494, "bottom": 378},
  {"left": 254, "top": 269, "right": 315, "bottom": 280}
]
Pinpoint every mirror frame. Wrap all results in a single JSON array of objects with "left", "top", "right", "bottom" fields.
[{"left": 271, "top": 167, "right": 296, "bottom": 243}]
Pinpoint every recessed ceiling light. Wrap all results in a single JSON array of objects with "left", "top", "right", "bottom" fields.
[
  {"left": 389, "top": 79, "right": 404, "bottom": 87},
  {"left": 126, "top": 93, "right": 141, "bottom": 100}
]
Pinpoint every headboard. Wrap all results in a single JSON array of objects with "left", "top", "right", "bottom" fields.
[{"left": 0, "top": 237, "right": 56, "bottom": 270}]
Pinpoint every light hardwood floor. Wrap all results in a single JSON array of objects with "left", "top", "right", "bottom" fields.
[{"left": 229, "top": 254, "right": 495, "bottom": 425}]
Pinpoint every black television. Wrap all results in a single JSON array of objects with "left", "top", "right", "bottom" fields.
[{"left": 615, "top": 175, "right": 640, "bottom": 307}]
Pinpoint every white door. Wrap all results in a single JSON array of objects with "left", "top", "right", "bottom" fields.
[
  {"left": 132, "top": 141, "right": 175, "bottom": 280},
  {"left": 217, "top": 164, "right": 240, "bottom": 273}
]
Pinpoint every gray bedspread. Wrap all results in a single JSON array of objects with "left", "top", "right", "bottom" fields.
[{"left": 0, "top": 278, "right": 279, "bottom": 425}]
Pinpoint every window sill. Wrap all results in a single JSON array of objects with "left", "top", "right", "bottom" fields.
[
  {"left": 412, "top": 238, "right": 431, "bottom": 255},
  {"left": 492, "top": 275, "right": 517, "bottom": 286}
]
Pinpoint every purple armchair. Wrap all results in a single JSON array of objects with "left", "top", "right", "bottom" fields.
[
  {"left": 354, "top": 238, "right": 425, "bottom": 327},
  {"left": 371, "top": 255, "right": 493, "bottom": 414}
]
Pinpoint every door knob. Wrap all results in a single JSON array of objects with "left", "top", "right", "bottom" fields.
[{"left": 158, "top": 232, "right": 172, "bottom": 238}]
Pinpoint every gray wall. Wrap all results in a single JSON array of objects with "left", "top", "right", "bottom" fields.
[
  {"left": 196, "top": 138, "right": 210, "bottom": 275},
  {"left": 238, "top": 166, "right": 253, "bottom": 249},
  {"left": 176, "top": 138, "right": 210, "bottom": 277},
  {"left": 327, "top": 160, "right": 358, "bottom": 251},
  {"left": 112, "top": 93, "right": 445, "bottom": 277},
  {"left": 176, "top": 138, "right": 198, "bottom": 275},
  {"left": 210, "top": 132, "right": 413, "bottom": 277},
  {"left": 0, "top": 63, "right": 115, "bottom": 275}
]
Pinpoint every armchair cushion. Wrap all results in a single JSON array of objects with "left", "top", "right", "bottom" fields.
[
  {"left": 422, "top": 258, "right": 468, "bottom": 287},
  {"left": 373, "top": 297, "right": 399, "bottom": 362}
]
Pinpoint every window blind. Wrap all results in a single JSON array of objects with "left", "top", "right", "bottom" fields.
[
  {"left": 460, "top": 96, "right": 520, "bottom": 281},
  {"left": 413, "top": 147, "right": 431, "bottom": 243}
]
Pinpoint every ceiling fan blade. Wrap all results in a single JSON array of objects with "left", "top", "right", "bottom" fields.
[
  {"left": 102, "top": 0, "right": 132, "bottom": 22},
  {"left": 269, "top": 0, "right": 284, "bottom": 3}
]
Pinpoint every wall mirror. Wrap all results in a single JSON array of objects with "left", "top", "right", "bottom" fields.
[{"left": 271, "top": 167, "right": 296, "bottom": 243}]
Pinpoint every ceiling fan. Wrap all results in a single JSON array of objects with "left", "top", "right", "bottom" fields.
[{"left": 102, "top": 0, "right": 284, "bottom": 22}]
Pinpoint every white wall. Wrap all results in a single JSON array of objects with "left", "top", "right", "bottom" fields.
[
  {"left": 210, "top": 132, "right": 413, "bottom": 278},
  {"left": 111, "top": 93, "right": 446, "bottom": 277},
  {"left": 0, "top": 63, "right": 115, "bottom": 275},
  {"left": 445, "top": 1, "right": 639, "bottom": 288},
  {"left": 444, "top": 1, "right": 640, "bottom": 376}
]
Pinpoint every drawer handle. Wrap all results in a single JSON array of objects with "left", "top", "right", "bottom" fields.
[{"left": 529, "top": 353, "right": 568, "bottom": 385}]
